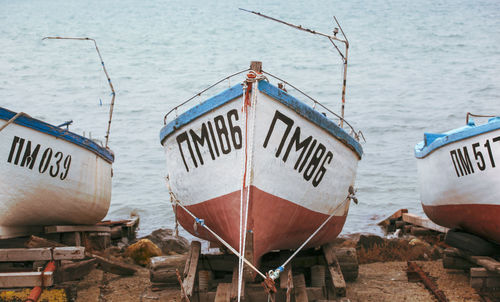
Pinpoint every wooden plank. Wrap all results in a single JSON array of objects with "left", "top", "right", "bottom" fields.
[
  {"left": 243, "top": 231, "right": 255, "bottom": 281},
  {"left": 44, "top": 225, "right": 111, "bottom": 233},
  {"left": 93, "top": 254, "right": 137, "bottom": 276},
  {"left": 0, "top": 271, "right": 53, "bottom": 288},
  {"left": 215, "top": 283, "right": 232, "bottom": 302},
  {"left": 0, "top": 247, "right": 83, "bottom": 261},
  {"left": 377, "top": 209, "right": 408, "bottom": 226},
  {"left": 293, "top": 274, "right": 308, "bottom": 302},
  {"left": 53, "top": 247, "right": 85, "bottom": 260},
  {"left": 280, "top": 263, "right": 293, "bottom": 290},
  {"left": 0, "top": 248, "right": 52, "bottom": 261},
  {"left": 402, "top": 213, "right": 449, "bottom": 233},
  {"left": 322, "top": 243, "right": 346, "bottom": 297},
  {"left": 470, "top": 267, "right": 500, "bottom": 278},
  {"left": 183, "top": 241, "right": 201, "bottom": 298},
  {"left": 54, "top": 258, "right": 96, "bottom": 283},
  {"left": 24, "top": 235, "right": 66, "bottom": 248},
  {"left": 442, "top": 255, "right": 478, "bottom": 270},
  {"left": 470, "top": 256, "right": 500, "bottom": 273},
  {"left": 230, "top": 265, "right": 245, "bottom": 300}
]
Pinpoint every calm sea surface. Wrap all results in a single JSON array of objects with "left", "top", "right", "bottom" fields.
[{"left": 1, "top": 0, "right": 499, "bottom": 237}]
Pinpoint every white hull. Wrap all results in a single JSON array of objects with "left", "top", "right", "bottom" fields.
[
  {"left": 0, "top": 118, "right": 112, "bottom": 239},
  {"left": 417, "top": 129, "right": 500, "bottom": 208},
  {"left": 161, "top": 78, "right": 362, "bottom": 259},
  {"left": 416, "top": 119, "right": 500, "bottom": 243}
]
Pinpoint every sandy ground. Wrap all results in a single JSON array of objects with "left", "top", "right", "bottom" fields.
[{"left": 73, "top": 258, "right": 484, "bottom": 302}]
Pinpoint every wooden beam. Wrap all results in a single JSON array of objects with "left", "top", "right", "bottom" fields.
[
  {"left": 378, "top": 209, "right": 408, "bottom": 226},
  {"left": 44, "top": 225, "right": 110, "bottom": 233},
  {"left": 183, "top": 241, "right": 201, "bottom": 298},
  {"left": 230, "top": 265, "right": 245, "bottom": 301},
  {"left": 92, "top": 254, "right": 137, "bottom": 275},
  {"left": 53, "top": 247, "right": 85, "bottom": 260},
  {"left": 280, "top": 263, "right": 293, "bottom": 290},
  {"left": 0, "top": 247, "right": 84, "bottom": 262},
  {"left": 250, "top": 61, "right": 262, "bottom": 73},
  {"left": 54, "top": 258, "right": 96, "bottom": 283},
  {"left": 215, "top": 283, "right": 232, "bottom": 302},
  {"left": 402, "top": 213, "right": 448, "bottom": 233},
  {"left": 243, "top": 231, "right": 255, "bottom": 281},
  {"left": 322, "top": 243, "right": 346, "bottom": 297},
  {"left": 293, "top": 274, "right": 308, "bottom": 302},
  {"left": 0, "top": 271, "right": 53, "bottom": 288},
  {"left": 24, "top": 235, "right": 65, "bottom": 248}
]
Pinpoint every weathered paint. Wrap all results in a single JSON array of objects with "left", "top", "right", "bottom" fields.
[
  {"left": 0, "top": 118, "right": 112, "bottom": 239},
  {"left": 416, "top": 125, "right": 500, "bottom": 243},
  {"left": 0, "top": 107, "right": 114, "bottom": 163},
  {"left": 162, "top": 82, "right": 360, "bottom": 261}
]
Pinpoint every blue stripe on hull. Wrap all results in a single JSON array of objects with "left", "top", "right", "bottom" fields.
[
  {"left": 415, "top": 117, "right": 500, "bottom": 158},
  {"left": 0, "top": 107, "right": 114, "bottom": 163},
  {"left": 159, "top": 81, "right": 363, "bottom": 159}
]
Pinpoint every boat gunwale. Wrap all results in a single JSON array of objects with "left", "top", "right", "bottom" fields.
[
  {"left": 0, "top": 107, "right": 114, "bottom": 163},
  {"left": 414, "top": 118, "right": 500, "bottom": 159},
  {"left": 159, "top": 81, "right": 363, "bottom": 159}
]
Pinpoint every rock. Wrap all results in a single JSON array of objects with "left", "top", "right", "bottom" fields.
[
  {"left": 141, "top": 229, "right": 189, "bottom": 254},
  {"left": 125, "top": 239, "right": 162, "bottom": 266},
  {"left": 357, "top": 235, "right": 386, "bottom": 250}
]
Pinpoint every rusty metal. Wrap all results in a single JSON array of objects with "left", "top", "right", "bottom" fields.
[
  {"left": 407, "top": 261, "right": 449, "bottom": 302},
  {"left": 239, "top": 8, "right": 350, "bottom": 128},
  {"left": 466, "top": 112, "right": 497, "bottom": 124},
  {"left": 262, "top": 273, "right": 277, "bottom": 296},
  {"left": 42, "top": 36, "right": 116, "bottom": 149},
  {"left": 176, "top": 268, "right": 191, "bottom": 302}
]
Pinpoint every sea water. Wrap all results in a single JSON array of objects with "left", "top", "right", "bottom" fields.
[{"left": 1, "top": 0, "right": 499, "bottom": 237}]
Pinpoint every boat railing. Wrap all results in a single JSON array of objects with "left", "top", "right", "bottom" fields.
[
  {"left": 163, "top": 69, "right": 364, "bottom": 142},
  {"left": 466, "top": 112, "right": 498, "bottom": 125}
]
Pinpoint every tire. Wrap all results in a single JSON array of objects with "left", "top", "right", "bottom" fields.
[{"left": 445, "top": 229, "right": 499, "bottom": 256}]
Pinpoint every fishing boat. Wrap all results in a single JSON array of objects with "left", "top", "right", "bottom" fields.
[
  {"left": 415, "top": 114, "right": 500, "bottom": 244},
  {"left": 0, "top": 37, "right": 116, "bottom": 239},
  {"left": 160, "top": 12, "right": 363, "bottom": 271}
]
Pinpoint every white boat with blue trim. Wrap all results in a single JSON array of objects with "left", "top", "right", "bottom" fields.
[
  {"left": 0, "top": 109, "right": 114, "bottom": 238},
  {"left": 0, "top": 37, "right": 116, "bottom": 239},
  {"left": 161, "top": 60, "right": 363, "bottom": 267},
  {"left": 415, "top": 114, "right": 500, "bottom": 244},
  {"left": 161, "top": 13, "right": 363, "bottom": 272}
]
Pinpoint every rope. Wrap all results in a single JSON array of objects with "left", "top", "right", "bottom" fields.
[
  {"left": 167, "top": 188, "right": 266, "bottom": 279},
  {"left": 237, "top": 81, "right": 249, "bottom": 300},
  {"left": 0, "top": 112, "right": 30, "bottom": 132},
  {"left": 268, "top": 196, "right": 352, "bottom": 280}
]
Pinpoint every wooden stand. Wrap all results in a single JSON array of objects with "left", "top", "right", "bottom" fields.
[{"left": 173, "top": 241, "right": 358, "bottom": 302}]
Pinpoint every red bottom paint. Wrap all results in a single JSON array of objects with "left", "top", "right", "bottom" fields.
[
  {"left": 423, "top": 203, "right": 500, "bottom": 244},
  {"left": 176, "top": 186, "right": 346, "bottom": 263}
]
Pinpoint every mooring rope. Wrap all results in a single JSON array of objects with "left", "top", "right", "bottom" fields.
[
  {"left": 268, "top": 195, "right": 352, "bottom": 280},
  {"left": 166, "top": 188, "right": 267, "bottom": 279},
  {"left": 0, "top": 112, "right": 30, "bottom": 132}
]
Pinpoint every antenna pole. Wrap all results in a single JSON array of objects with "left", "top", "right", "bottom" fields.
[
  {"left": 239, "top": 8, "right": 349, "bottom": 127},
  {"left": 42, "top": 36, "right": 116, "bottom": 148}
]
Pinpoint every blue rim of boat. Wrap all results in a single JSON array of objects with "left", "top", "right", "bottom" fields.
[
  {"left": 0, "top": 107, "right": 114, "bottom": 163},
  {"left": 160, "top": 81, "right": 363, "bottom": 159},
  {"left": 414, "top": 117, "right": 500, "bottom": 158}
]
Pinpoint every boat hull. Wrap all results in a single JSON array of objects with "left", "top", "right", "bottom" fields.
[
  {"left": 0, "top": 113, "right": 112, "bottom": 239},
  {"left": 416, "top": 125, "right": 500, "bottom": 244},
  {"left": 162, "top": 80, "right": 361, "bottom": 261}
]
